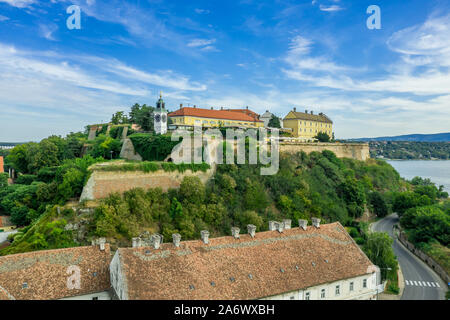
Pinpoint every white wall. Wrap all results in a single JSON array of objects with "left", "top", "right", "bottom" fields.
[
  {"left": 261, "top": 273, "right": 378, "bottom": 300},
  {"left": 110, "top": 250, "right": 128, "bottom": 300}
]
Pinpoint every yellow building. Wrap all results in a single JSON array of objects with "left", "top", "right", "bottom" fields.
[
  {"left": 283, "top": 108, "right": 333, "bottom": 139},
  {"left": 168, "top": 106, "right": 264, "bottom": 128}
]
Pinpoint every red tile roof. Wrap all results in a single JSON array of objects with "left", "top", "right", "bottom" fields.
[
  {"left": 0, "top": 245, "right": 111, "bottom": 300},
  {"left": 116, "top": 222, "right": 374, "bottom": 300},
  {"left": 168, "top": 107, "right": 263, "bottom": 122}
]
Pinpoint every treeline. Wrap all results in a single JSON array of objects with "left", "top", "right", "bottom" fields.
[
  {"left": 370, "top": 141, "right": 450, "bottom": 160},
  {"left": 0, "top": 132, "right": 105, "bottom": 226},
  {"left": 395, "top": 177, "right": 450, "bottom": 274}
]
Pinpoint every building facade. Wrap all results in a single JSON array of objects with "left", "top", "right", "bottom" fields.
[
  {"left": 283, "top": 108, "right": 333, "bottom": 139},
  {"left": 168, "top": 106, "right": 264, "bottom": 129},
  {"left": 110, "top": 219, "right": 380, "bottom": 300}
]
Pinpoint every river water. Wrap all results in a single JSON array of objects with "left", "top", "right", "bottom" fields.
[{"left": 387, "top": 160, "right": 450, "bottom": 192}]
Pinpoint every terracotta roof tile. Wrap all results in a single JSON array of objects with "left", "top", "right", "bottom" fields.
[
  {"left": 117, "top": 222, "right": 374, "bottom": 300},
  {"left": 168, "top": 107, "right": 263, "bottom": 122},
  {"left": 0, "top": 245, "right": 111, "bottom": 300}
]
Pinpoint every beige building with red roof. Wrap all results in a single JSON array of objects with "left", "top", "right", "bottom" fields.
[
  {"left": 110, "top": 219, "right": 381, "bottom": 300},
  {"left": 0, "top": 240, "right": 112, "bottom": 300},
  {"left": 168, "top": 106, "right": 264, "bottom": 129}
]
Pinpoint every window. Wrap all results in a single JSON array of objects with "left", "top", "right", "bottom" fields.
[
  {"left": 363, "top": 279, "right": 367, "bottom": 288},
  {"left": 350, "top": 282, "right": 354, "bottom": 291},
  {"left": 305, "top": 292, "right": 310, "bottom": 300},
  {"left": 290, "top": 296, "right": 295, "bottom": 300},
  {"left": 92, "top": 297, "right": 99, "bottom": 300},
  {"left": 320, "top": 289, "right": 326, "bottom": 299},
  {"left": 335, "top": 285, "right": 340, "bottom": 296}
]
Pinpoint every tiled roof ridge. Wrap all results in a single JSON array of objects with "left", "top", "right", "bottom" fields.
[
  {"left": 168, "top": 107, "right": 263, "bottom": 122},
  {"left": 121, "top": 221, "right": 347, "bottom": 252},
  {"left": 0, "top": 284, "right": 15, "bottom": 300},
  {"left": 287, "top": 111, "right": 333, "bottom": 123},
  {"left": 0, "top": 244, "right": 110, "bottom": 260}
]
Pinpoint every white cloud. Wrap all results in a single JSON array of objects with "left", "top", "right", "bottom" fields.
[
  {"left": 0, "top": 0, "right": 34, "bottom": 8},
  {"left": 187, "top": 38, "right": 216, "bottom": 48},
  {"left": 195, "top": 8, "right": 210, "bottom": 14},
  {"left": 319, "top": 4, "right": 343, "bottom": 12},
  {"left": 39, "top": 24, "right": 58, "bottom": 41},
  {"left": 0, "top": 15, "right": 9, "bottom": 21}
]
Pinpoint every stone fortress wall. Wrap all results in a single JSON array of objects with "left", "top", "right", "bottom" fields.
[
  {"left": 279, "top": 142, "right": 370, "bottom": 161},
  {"left": 81, "top": 142, "right": 369, "bottom": 201},
  {"left": 80, "top": 167, "right": 215, "bottom": 202}
]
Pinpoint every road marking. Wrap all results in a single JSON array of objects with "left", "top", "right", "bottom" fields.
[
  {"left": 414, "top": 281, "right": 418, "bottom": 286},
  {"left": 405, "top": 280, "right": 409, "bottom": 285},
  {"left": 431, "top": 282, "right": 436, "bottom": 287},
  {"left": 435, "top": 282, "right": 440, "bottom": 288},
  {"left": 426, "top": 282, "right": 431, "bottom": 287}
]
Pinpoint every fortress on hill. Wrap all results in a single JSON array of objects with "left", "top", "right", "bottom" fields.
[{"left": 81, "top": 96, "right": 369, "bottom": 202}]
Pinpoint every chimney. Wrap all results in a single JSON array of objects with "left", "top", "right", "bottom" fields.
[
  {"left": 246, "top": 106, "right": 249, "bottom": 110},
  {"left": 180, "top": 103, "right": 183, "bottom": 108},
  {"left": 283, "top": 219, "right": 292, "bottom": 230},
  {"left": 276, "top": 222, "right": 284, "bottom": 233},
  {"left": 247, "top": 224, "right": 256, "bottom": 238},
  {"left": 305, "top": 109, "right": 308, "bottom": 114},
  {"left": 298, "top": 219, "right": 308, "bottom": 230},
  {"left": 211, "top": 107, "right": 213, "bottom": 110},
  {"left": 311, "top": 111, "right": 314, "bottom": 115},
  {"left": 201, "top": 230, "right": 210, "bottom": 244},
  {"left": 231, "top": 227, "right": 240, "bottom": 239},
  {"left": 312, "top": 217, "right": 321, "bottom": 228},
  {"left": 269, "top": 221, "right": 277, "bottom": 231},
  {"left": 293, "top": 107, "right": 297, "bottom": 112},
  {"left": 151, "top": 234, "right": 161, "bottom": 249},
  {"left": 172, "top": 233, "right": 181, "bottom": 248},
  {"left": 99, "top": 238, "right": 106, "bottom": 251},
  {"left": 221, "top": 107, "right": 223, "bottom": 110},
  {"left": 132, "top": 237, "right": 141, "bottom": 248}
]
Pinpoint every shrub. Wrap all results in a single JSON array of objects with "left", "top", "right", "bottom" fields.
[
  {"left": 15, "top": 174, "right": 38, "bottom": 185},
  {"left": 129, "top": 133, "right": 179, "bottom": 161}
]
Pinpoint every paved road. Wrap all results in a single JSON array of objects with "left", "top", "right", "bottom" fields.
[{"left": 371, "top": 214, "right": 446, "bottom": 300}]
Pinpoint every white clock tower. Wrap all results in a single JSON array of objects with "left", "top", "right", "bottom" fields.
[{"left": 154, "top": 92, "right": 168, "bottom": 135}]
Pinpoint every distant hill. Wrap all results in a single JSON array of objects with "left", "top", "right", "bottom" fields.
[{"left": 351, "top": 132, "right": 450, "bottom": 142}]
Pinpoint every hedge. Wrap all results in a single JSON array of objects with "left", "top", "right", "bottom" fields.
[
  {"left": 128, "top": 133, "right": 180, "bottom": 161},
  {"left": 91, "top": 161, "right": 210, "bottom": 173}
]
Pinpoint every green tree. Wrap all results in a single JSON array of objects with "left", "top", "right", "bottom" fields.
[
  {"left": 369, "top": 191, "right": 389, "bottom": 217},
  {"left": 314, "top": 132, "right": 331, "bottom": 142},
  {"left": 179, "top": 176, "right": 206, "bottom": 205},
  {"left": 363, "top": 232, "right": 398, "bottom": 281},
  {"left": 129, "top": 103, "right": 155, "bottom": 132},
  {"left": 0, "top": 173, "right": 8, "bottom": 188},
  {"left": 8, "top": 143, "right": 36, "bottom": 174},
  {"left": 111, "top": 111, "right": 129, "bottom": 125},
  {"left": 268, "top": 115, "right": 281, "bottom": 128}
]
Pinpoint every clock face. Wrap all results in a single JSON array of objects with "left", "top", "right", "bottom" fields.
[
  {"left": 162, "top": 114, "right": 167, "bottom": 123},
  {"left": 155, "top": 114, "right": 161, "bottom": 122}
]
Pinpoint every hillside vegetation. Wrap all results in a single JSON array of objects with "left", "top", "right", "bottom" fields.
[{"left": 2, "top": 150, "right": 409, "bottom": 255}]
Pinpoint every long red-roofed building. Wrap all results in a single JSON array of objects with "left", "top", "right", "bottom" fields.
[{"left": 168, "top": 106, "right": 264, "bottom": 128}]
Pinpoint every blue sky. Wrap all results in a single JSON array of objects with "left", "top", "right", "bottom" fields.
[{"left": 0, "top": 0, "right": 449, "bottom": 141}]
